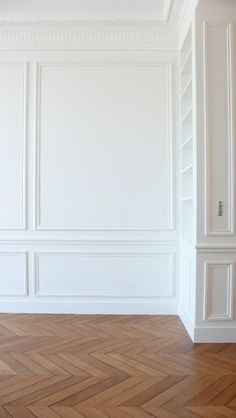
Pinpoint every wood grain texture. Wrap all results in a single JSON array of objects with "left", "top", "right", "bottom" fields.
[{"left": 0, "top": 314, "right": 236, "bottom": 417}]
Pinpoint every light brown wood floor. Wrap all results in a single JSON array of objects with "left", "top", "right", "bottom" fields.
[{"left": 0, "top": 314, "right": 236, "bottom": 418}]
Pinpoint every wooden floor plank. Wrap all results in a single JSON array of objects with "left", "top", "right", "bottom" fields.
[{"left": 0, "top": 314, "right": 235, "bottom": 417}]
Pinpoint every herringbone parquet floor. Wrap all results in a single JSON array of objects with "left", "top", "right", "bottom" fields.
[{"left": 0, "top": 315, "right": 236, "bottom": 418}]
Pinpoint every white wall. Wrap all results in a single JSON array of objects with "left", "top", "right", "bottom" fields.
[{"left": 0, "top": 49, "right": 179, "bottom": 314}]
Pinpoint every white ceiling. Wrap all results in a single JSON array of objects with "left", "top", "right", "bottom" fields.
[{"left": 0, "top": 0, "right": 174, "bottom": 19}]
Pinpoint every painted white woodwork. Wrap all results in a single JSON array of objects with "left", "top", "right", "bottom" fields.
[
  {"left": 179, "top": 241, "right": 196, "bottom": 340},
  {"left": 0, "top": 244, "right": 179, "bottom": 314},
  {"left": 194, "top": 0, "right": 236, "bottom": 342},
  {"left": 204, "top": 22, "right": 234, "bottom": 236},
  {"left": 180, "top": 25, "right": 194, "bottom": 244},
  {"left": 196, "top": 1, "right": 236, "bottom": 245},
  {"left": 0, "top": 253, "right": 27, "bottom": 296},
  {"left": 179, "top": 24, "right": 196, "bottom": 340},
  {"left": 179, "top": 0, "right": 236, "bottom": 343},
  {"left": 36, "top": 62, "right": 173, "bottom": 231},
  {"left": 0, "top": 47, "right": 179, "bottom": 315},
  {"left": 35, "top": 252, "right": 174, "bottom": 297},
  {"left": 194, "top": 251, "right": 236, "bottom": 342},
  {"left": 203, "top": 262, "right": 234, "bottom": 321},
  {"left": 0, "top": 1, "right": 200, "bottom": 51},
  {"left": 0, "top": 63, "right": 26, "bottom": 229}
]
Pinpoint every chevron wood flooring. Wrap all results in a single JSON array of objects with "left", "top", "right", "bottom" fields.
[{"left": 0, "top": 315, "right": 236, "bottom": 418}]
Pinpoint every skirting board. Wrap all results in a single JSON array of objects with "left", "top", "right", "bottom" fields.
[
  {"left": 179, "top": 306, "right": 236, "bottom": 343},
  {"left": 0, "top": 299, "right": 178, "bottom": 315},
  {"left": 194, "top": 326, "right": 236, "bottom": 343},
  {"left": 179, "top": 305, "right": 195, "bottom": 342}
]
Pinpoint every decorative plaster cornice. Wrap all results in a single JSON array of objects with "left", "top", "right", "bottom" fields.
[
  {"left": 0, "top": 32, "right": 178, "bottom": 50},
  {"left": 0, "top": 0, "right": 192, "bottom": 50},
  {"left": 0, "top": 19, "right": 178, "bottom": 50}
]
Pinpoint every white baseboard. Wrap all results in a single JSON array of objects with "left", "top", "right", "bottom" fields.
[
  {"left": 194, "top": 326, "right": 236, "bottom": 343},
  {"left": 179, "top": 306, "right": 236, "bottom": 343},
  {"left": 0, "top": 299, "right": 178, "bottom": 315},
  {"left": 179, "top": 305, "right": 195, "bottom": 341}
]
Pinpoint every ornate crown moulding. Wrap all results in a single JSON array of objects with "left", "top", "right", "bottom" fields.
[
  {"left": 0, "top": 15, "right": 178, "bottom": 50},
  {"left": 0, "top": 31, "right": 178, "bottom": 50}
]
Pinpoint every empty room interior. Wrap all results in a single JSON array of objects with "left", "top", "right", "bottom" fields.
[{"left": 0, "top": 0, "right": 236, "bottom": 417}]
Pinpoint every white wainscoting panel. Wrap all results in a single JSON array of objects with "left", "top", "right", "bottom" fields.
[
  {"left": 204, "top": 22, "right": 235, "bottom": 236},
  {"left": 0, "top": 252, "right": 27, "bottom": 296},
  {"left": 179, "top": 242, "right": 196, "bottom": 340},
  {"left": 181, "top": 255, "right": 192, "bottom": 312},
  {"left": 0, "top": 63, "right": 27, "bottom": 229},
  {"left": 35, "top": 62, "right": 173, "bottom": 231},
  {"left": 35, "top": 252, "right": 175, "bottom": 298},
  {"left": 204, "top": 261, "right": 234, "bottom": 321},
  {"left": 0, "top": 48, "right": 178, "bottom": 316}
]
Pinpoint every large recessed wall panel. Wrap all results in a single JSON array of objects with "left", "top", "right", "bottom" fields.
[
  {"left": 0, "top": 63, "right": 26, "bottom": 229},
  {"left": 36, "top": 62, "right": 173, "bottom": 231},
  {"left": 204, "top": 23, "right": 234, "bottom": 235}
]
